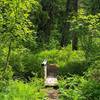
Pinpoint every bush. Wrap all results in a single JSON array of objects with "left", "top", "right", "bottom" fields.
[
  {"left": 79, "top": 80, "right": 100, "bottom": 100},
  {"left": 9, "top": 46, "right": 86, "bottom": 79},
  {"left": 36, "top": 46, "right": 86, "bottom": 76},
  {"left": 59, "top": 76, "right": 84, "bottom": 100},
  {"left": 59, "top": 76, "right": 100, "bottom": 100},
  {"left": 86, "top": 60, "right": 100, "bottom": 82},
  {"left": 10, "top": 48, "right": 43, "bottom": 80},
  {"left": 0, "top": 78, "right": 46, "bottom": 100}
]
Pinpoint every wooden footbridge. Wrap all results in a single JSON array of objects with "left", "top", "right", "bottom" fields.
[{"left": 42, "top": 59, "right": 59, "bottom": 100}]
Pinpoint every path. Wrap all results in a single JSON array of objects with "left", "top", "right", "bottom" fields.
[
  {"left": 47, "top": 88, "right": 59, "bottom": 100},
  {"left": 43, "top": 87, "right": 59, "bottom": 100}
]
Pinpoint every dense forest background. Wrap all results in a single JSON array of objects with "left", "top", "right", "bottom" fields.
[{"left": 0, "top": 0, "right": 100, "bottom": 100}]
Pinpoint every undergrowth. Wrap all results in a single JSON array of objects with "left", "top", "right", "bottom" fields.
[{"left": 0, "top": 78, "right": 46, "bottom": 100}]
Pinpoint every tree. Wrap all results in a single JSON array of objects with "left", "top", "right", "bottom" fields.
[
  {"left": 60, "top": 0, "right": 71, "bottom": 47},
  {"left": 72, "top": 0, "right": 78, "bottom": 50},
  {"left": 33, "top": 0, "right": 58, "bottom": 49},
  {"left": 0, "top": 0, "right": 38, "bottom": 72},
  {"left": 81, "top": 0, "right": 100, "bottom": 14}
]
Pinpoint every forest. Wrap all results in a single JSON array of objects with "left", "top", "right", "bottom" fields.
[{"left": 0, "top": 0, "right": 100, "bottom": 100}]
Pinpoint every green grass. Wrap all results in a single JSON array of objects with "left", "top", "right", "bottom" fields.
[{"left": 0, "top": 78, "right": 46, "bottom": 100}]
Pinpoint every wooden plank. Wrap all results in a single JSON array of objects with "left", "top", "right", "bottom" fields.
[{"left": 45, "top": 77, "right": 58, "bottom": 86}]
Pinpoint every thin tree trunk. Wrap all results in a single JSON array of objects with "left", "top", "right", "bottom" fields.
[
  {"left": 61, "top": 0, "right": 70, "bottom": 47},
  {"left": 72, "top": 32, "right": 78, "bottom": 50},
  {"left": 4, "top": 40, "right": 12, "bottom": 72},
  {"left": 72, "top": 0, "right": 78, "bottom": 50},
  {"left": 6, "top": 41, "right": 12, "bottom": 67}
]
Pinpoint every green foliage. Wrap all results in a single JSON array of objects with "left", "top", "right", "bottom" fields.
[
  {"left": 0, "top": 0, "right": 40, "bottom": 80},
  {"left": 82, "top": 0, "right": 100, "bottom": 14},
  {"left": 10, "top": 48, "right": 42, "bottom": 78},
  {"left": 59, "top": 76, "right": 83, "bottom": 100},
  {"left": 35, "top": 46, "right": 86, "bottom": 76},
  {"left": 86, "top": 60, "right": 100, "bottom": 82},
  {"left": 5, "top": 46, "right": 85, "bottom": 79},
  {"left": 0, "top": 79, "right": 45, "bottom": 100},
  {"left": 0, "top": 0, "right": 38, "bottom": 43},
  {"left": 79, "top": 80, "right": 100, "bottom": 100},
  {"left": 70, "top": 9, "right": 100, "bottom": 62},
  {"left": 59, "top": 76, "right": 100, "bottom": 100},
  {"left": 0, "top": 0, "right": 100, "bottom": 100}
]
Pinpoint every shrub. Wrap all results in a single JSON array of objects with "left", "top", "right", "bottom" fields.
[
  {"left": 58, "top": 76, "right": 84, "bottom": 100},
  {"left": 9, "top": 46, "right": 86, "bottom": 79},
  {"left": 59, "top": 76, "right": 100, "bottom": 100},
  {"left": 86, "top": 60, "right": 100, "bottom": 82},
  {"left": 36, "top": 46, "right": 86, "bottom": 76},
  {"left": 0, "top": 79, "right": 46, "bottom": 100},
  {"left": 79, "top": 80, "right": 100, "bottom": 100}
]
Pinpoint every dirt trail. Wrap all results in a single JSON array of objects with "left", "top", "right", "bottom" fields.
[
  {"left": 47, "top": 88, "right": 58, "bottom": 100},
  {"left": 45, "top": 87, "right": 59, "bottom": 100},
  {"left": 41, "top": 87, "right": 59, "bottom": 99}
]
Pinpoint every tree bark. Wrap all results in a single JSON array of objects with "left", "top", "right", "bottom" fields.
[
  {"left": 6, "top": 41, "right": 12, "bottom": 67},
  {"left": 3, "top": 40, "right": 12, "bottom": 72},
  {"left": 61, "top": 0, "right": 71, "bottom": 47},
  {"left": 72, "top": 0, "right": 78, "bottom": 50}
]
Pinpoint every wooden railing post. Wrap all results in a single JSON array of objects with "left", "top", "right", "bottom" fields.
[
  {"left": 44, "top": 64, "right": 47, "bottom": 80},
  {"left": 41, "top": 59, "right": 48, "bottom": 80}
]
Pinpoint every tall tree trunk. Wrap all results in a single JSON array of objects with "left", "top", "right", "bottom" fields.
[
  {"left": 6, "top": 41, "right": 12, "bottom": 67},
  {"left": 72, "top": 0, "right": 78, "bottom": 50},
  {"left": 3, "top": 40, "right": 12, "bottom": 73},
  {"left": 61, "top": 0, "right": 70, "bottom": 47}
]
